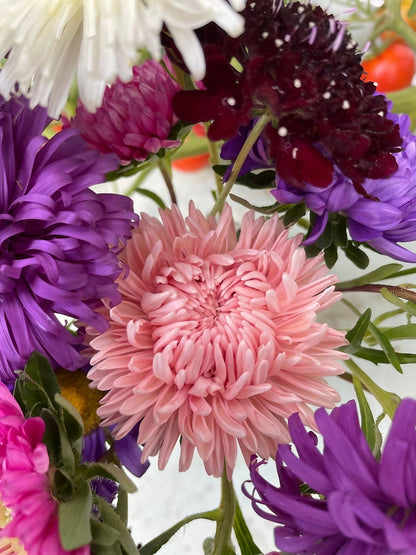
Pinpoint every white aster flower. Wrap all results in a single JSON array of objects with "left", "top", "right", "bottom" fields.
[{"left": 0, "top": 0, "right": 245, "bottom": 119}]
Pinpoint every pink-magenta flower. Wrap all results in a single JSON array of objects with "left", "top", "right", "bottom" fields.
[
  {"left": 0, "top": 381, "right": 88, "bottom": 555},
  {"left": 68, "top": 59, "right": 181, "bottom": 165},
  {"left": 88, "top": 204, "right": 347, "bottom": 478}
]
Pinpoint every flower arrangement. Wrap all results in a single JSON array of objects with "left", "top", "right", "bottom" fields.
[{"left": 0, "top": 0, "right": 416, "bottom": 553}]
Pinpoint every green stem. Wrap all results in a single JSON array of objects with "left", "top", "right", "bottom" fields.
[
  {"left": 378, "top": 0, "right": 416, "bottom": 51},
  {"left": 213, "top": 470, "right": 236, "bottom": 555},
  {"left": 339, "top": 284, "right": 416, "bottom": 304},
  {"left": 210, "top": 113, "right": 272, "bottom": 216},
  {"left": 344, "top": 358, "right": 399, "bottom": 419},
  {"left": 139, "top": 509, "right": 222, "bottom": 555},
  {"left": 158, "top": 159, "right": 177, "bottom": 205}
]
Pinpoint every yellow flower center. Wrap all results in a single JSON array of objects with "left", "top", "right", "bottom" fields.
[
  {"left": 55, "top": 369, "right": 103, "bottom": 434},
  {"left": 0, "top": 502, "right": 27, "bottom": 554},
  {"left": 0, "top": 538, "right": 27, "bottom": 555}
]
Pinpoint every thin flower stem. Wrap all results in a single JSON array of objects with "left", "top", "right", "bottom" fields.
[
  {"left": 204, "top": 125, "right": 224, "bottom": 196},
  {"left": 338, "top": 284, "right": 416, "bottom": 304},
  {"left": 344, "top": 358, "right": 399, "bottom": 419},
  {"left": 210, "top": 113, "right": 272, "bottom": 216},
  {"left": 139, "top": 509, "right": 222, "bottom": 555},
  {"left": 213, "top": 469, "right": 236, "bottom": 555},
  {"left": 158, "top": 158, "right": 177, "bottom": 205}
]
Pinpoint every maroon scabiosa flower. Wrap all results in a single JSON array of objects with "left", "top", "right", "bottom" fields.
[
  {"left": 68, "top": 59, "right": 181, "bottom": 165},
  {"left": 173, "top": 0, "right": 402, "bottom": 196},
  {"left": 0, "top": 94, "right": 137, "bottom": 385},
  {"left": 245, "top": 399, "right": 416, "bottom": 554}
]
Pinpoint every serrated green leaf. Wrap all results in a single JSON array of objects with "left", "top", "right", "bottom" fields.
[
  {"left": 95, "top": 496, "right": 139, "bottom": 555},
  {"left": 54, "top": 468, "right": 74, "bottom": 501},
  {"left": 336, "top": 263, "right": 403, "bottom": 290},
  {"left": 54, "top": 392, "right": 84, "bottom": 446},
  {"left": 41, "top": 408, "right": 75, "bottom": 471},
  {"left": 24, "top": 352, "right": 60, "bottom": 401},
  {"left": 380, "top": 288, "right": 416, "bottom": 317},
  {"left": 233, "top": 500, "right": 262, "bottom": 555},
  {"left": 81, "top": 463, "right": 136, "bottom": 493},
  {"left": 345, "top": 309, "right": 372, "bottom": 351},
  {"left": 59, "top": 481, "right": 92, "bottom": 550},
  {"left": 90, "top": 518, "right": 120, "bottom": 547},
  {"left": 352, "top": 375, "right": 376, "bottom": 451}
]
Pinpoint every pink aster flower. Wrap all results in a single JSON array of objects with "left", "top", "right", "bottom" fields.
[
  {"left": 88, "top": 204, "right": 347, "bottom": 478},
  {"left": 68, "top": 59, "right": 181, "bottom": 165},
  {"left": 0, "top": 381, "right": 89, "bottom": 555}
]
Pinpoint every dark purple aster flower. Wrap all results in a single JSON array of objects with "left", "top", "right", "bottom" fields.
[
  {"left": 174, "top": 0, "right": 402, "bottom": 196},
  {"left": 274, "top": 110, "right": 416, "bottom": 262},
  {"left": 245, "top": 399, "right": 416, "bottom": 554},
  {"left": 0, "top": 94, "right": 138, "bottom": 385}
]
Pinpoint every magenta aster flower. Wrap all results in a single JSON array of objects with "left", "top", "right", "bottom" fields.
[
  {"left": 173, "top": 0, "right": 402, "bottom": 196},
  {"left": 0, "top": 380, "right": 89, "bottom": 554},
  {"left": 274, "top": 110, "right": 416, "bottom": 262},
  {"left": 87, "top": 203, "right": 347, "bottom": 478},
  {"left": 0, "top": 94, "right": 138, "bottom": 385},
  {"left": 246, "top": 399, "right": 416, "bottom": 555},
  {"left": 68, "top": 59, "right": 181, "bottom": 165}
]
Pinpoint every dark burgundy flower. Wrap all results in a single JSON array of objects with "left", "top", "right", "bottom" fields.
[{"left": 174, "top": 0, "right": 402, "bottom": 194}]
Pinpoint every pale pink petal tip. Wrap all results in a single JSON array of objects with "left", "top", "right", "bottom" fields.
[{"left": 88, "top": 203, "right": 348, "bottom": 478}]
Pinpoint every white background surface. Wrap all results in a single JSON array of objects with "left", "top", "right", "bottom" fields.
[{"left": 97, "top": 164, "right": 416, "bottom": 554}]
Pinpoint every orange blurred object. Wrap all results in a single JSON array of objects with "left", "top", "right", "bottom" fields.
[
  {"left": 172, "top": 124, "right": 210, "bottom": 172},
  {"left": 361, "top": 41, "right": 415, "bottom": 92}
]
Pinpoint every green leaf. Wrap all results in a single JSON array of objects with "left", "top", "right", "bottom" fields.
[
  {"left": 407, "top": 0, "right": 416, "bottom": 19},
  {"left": 380, "top": 287, "right": 416, "bottom": 317},
  {"left": 54, "top": 392, "right": 84, "bottom": 448},
  {"left": 59, "top": 481, "right": 93, "bottom": 550},
  {"left": 366, "top": 322, "right": 403, "bottom": 374},
  {"left": 283, "top": 203, "right": 306, "bottom": 227},
  {"left": 345, "top": 309, "right": 372, "bottom": 351},
  {"left": 233, "top": 500, "right": 262, "bottom": 555},
  {"left": 54, "top": 468, "right": 75, "bottom": 501},
  {"left": 381, "top": 324, "right": 416, "bottom": 341},
  {"left": 95, "top": 496, "right": 139, "bottom": 555},
  {"left": 24, "top": 352, "right": 60, "bottom": 401},
  {"left": 352, "top": 375, "right": 376, "bottom": 451},
  {"left": 203, "top": 537, "right": 215, "bottom": 555},
  {"left": 323, "top": 243, "right": 338, "bottom": 269},
  {"left": 116, "top": 486, "right": 129, "bottom": 526},
  {"left": 346, "top": 347, "right": 416, "bottom": 365},
  {"left": 14, "top": 375, "right": 51, "bottom": 415},
  {"left": 81, "top": 462, "right": 137, "bottom": 493},
  {"left": 133, "top": 187, "right": 166, "bottom": 209},
  {"left": 336, "top": 263, "right": 403, "bottom": 290},
  {"left": 344, "top": 243, "right": 369, "bottom": 269},
  {"left": 90, "top": 519, "right": 120, "bottom": 547}
]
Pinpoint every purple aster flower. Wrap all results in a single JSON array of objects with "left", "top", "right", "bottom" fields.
[
  {"left": 174, "top": 0, "right": 402, "bottom": 196},
  {"left": 274, "top": 110, "right": 416, "bottom": 262},
  {"left": 0, "top": 94, "right": 138, "bottom": 385},
  {"left": 67, "top": 59, "right": 181, "bottom": 165},
  {"left": 245, "top": 399, "right": 416, "bottom": 554}
]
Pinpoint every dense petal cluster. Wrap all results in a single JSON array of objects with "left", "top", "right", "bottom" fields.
[
  {"left": 274, "top": 110, "right": 416, "bottom": 262},
  {"left": 87, "top": 203, "right": 347, "bottom": 478},
  {"left": 0, "top": 381, "right": 89, "bottom": 555},
  {"left": 0, "top": 95, "right": 137, "bottom": 385},
  {"left": 0, "top": 0, "right": 245, "bottom": 118},
  {"left": 246, "top": 399, "right": 416, "bottom": 554},
  {"left": 173, "top": 0, "right": 402, "bottom": 194},
  {"left": 69, "top": 60, "right": 181, "bottom": 165}
]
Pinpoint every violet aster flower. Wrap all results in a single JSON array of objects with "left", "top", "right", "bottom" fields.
[
  {"left": 274, "top": 110, "right": 416, "bottom": 262},
  {"left": 173, "top": 0, "right": 402, "bottom": 196},
  {"left": 0, "top": 94, "right": 137, "bottom": 385},
  {"left": 68, "top": 59, "right": 181, "bottom": 165},
  {"left": 246, "top": 399, "right": 416, "bottom": 554}
]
